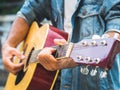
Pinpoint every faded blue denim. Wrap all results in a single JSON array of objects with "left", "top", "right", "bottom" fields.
[{"left": 17, "top": 0, "right": 120, "bottom": 90}]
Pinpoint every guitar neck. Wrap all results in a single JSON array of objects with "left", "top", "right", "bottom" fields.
[
  {"left": 28, "top": 43, "right": 74, "bottom": 63},
  {"left": 26, "top": 38, "right": 120, "bottom": 70}
]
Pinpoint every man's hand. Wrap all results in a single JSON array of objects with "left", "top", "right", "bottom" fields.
[
  {"left": 2, "top": 17, "right": 29, "bottom": 75},
  {"left": 37, "top": 39, "right": 78, "bottom": 71},
  {"left": 2, "top": 44, "right": 25, "bottom": 75},
  {"left": 106, "top": 31, "right": 120, "bottom": 39}
]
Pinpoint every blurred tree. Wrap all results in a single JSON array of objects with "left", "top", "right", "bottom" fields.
[{"left": 0, "top": 0, "right": 24, "bottom": 15}]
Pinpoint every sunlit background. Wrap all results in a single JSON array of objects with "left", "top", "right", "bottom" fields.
[{"left": 0, "top": 0, "right": 24, "bottom": 89}]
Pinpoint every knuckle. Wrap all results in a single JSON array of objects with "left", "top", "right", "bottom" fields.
[
  {"left": 12, "top": 71, "right": 17, "bottom": 75},
  {"left": 46, "top": 66, "right": 56, "bottom": 71}
]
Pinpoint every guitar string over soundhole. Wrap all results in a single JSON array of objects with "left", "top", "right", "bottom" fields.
[{"left": 24, "top": 47, "right": 35, "bottom": 71}]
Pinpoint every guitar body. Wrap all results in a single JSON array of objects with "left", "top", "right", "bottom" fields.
[{"left": 5, "top": 22, "right": 68, "bottom": 90}]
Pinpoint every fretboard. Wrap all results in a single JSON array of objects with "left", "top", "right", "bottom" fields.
[{"left": 28, "top": 43, "right": 74, "bottom": 64}]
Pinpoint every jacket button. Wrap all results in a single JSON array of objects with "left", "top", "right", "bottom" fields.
[{"left": 82, "top": 10, "right": 87, "bottom": 16}]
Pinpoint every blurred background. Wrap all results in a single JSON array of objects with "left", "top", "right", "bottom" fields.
[{"left": 0, "top": 0, "right": 24, "bottom": 89}]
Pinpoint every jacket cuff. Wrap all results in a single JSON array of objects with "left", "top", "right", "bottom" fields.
[
  {"left": 105, "top": 18, "right": 120, "bottom": 34},
  {"left": 17, "top": 11, "right": 30, "bottom": 25}
]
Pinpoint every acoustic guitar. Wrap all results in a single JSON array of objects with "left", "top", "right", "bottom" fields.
[
  {"left": 5, "top": 21, "right": 120, "bottom": 90},
  {"left": 5, "top": 21, "right": 68, "bottom": 90}
]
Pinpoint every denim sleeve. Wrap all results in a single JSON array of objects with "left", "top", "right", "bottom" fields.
[
  {"left": 101, "top": 0, "right": 120, "bottom": 33},
  {"left": 17, "top": 0, "right": 50, "bottom": 25}
]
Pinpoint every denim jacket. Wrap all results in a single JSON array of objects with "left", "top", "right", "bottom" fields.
[{"left": 17, "top": 0, "right": 120, "bottom": 90}]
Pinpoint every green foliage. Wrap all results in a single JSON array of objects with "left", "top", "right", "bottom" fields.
[
  {"left": 0, "top": 0, "right": 23, "bottom": 3},
  {"left": 0, "top": 0, "right": 24, "bottom": 15}
]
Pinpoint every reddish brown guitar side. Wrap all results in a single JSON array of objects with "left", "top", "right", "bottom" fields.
[{"left": 5, "top": 22, "right": 68, "bottom": 90}]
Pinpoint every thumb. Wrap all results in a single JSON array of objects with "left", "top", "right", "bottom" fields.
[{"left": 11, "top": 48, "right": 25, "bottom": 59}]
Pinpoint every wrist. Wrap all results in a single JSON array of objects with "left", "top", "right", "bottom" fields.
[{"left": 2, "top": 42, "right": 16, "bottom": 49}]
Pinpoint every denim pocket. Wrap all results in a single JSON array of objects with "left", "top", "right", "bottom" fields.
[{"left": 77, "top": 5, "right": 100, "bottom": 18}]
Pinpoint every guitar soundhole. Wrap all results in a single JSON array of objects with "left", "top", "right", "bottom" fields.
[
  {"left": 15, "top": 47, "right": 35, "bottom": 85},
  {"left": 15, "top": 69, "right": 26, "bottom": 85},
  {"left": 26, "top": 47, "right": 35, "bottom": 67}
]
